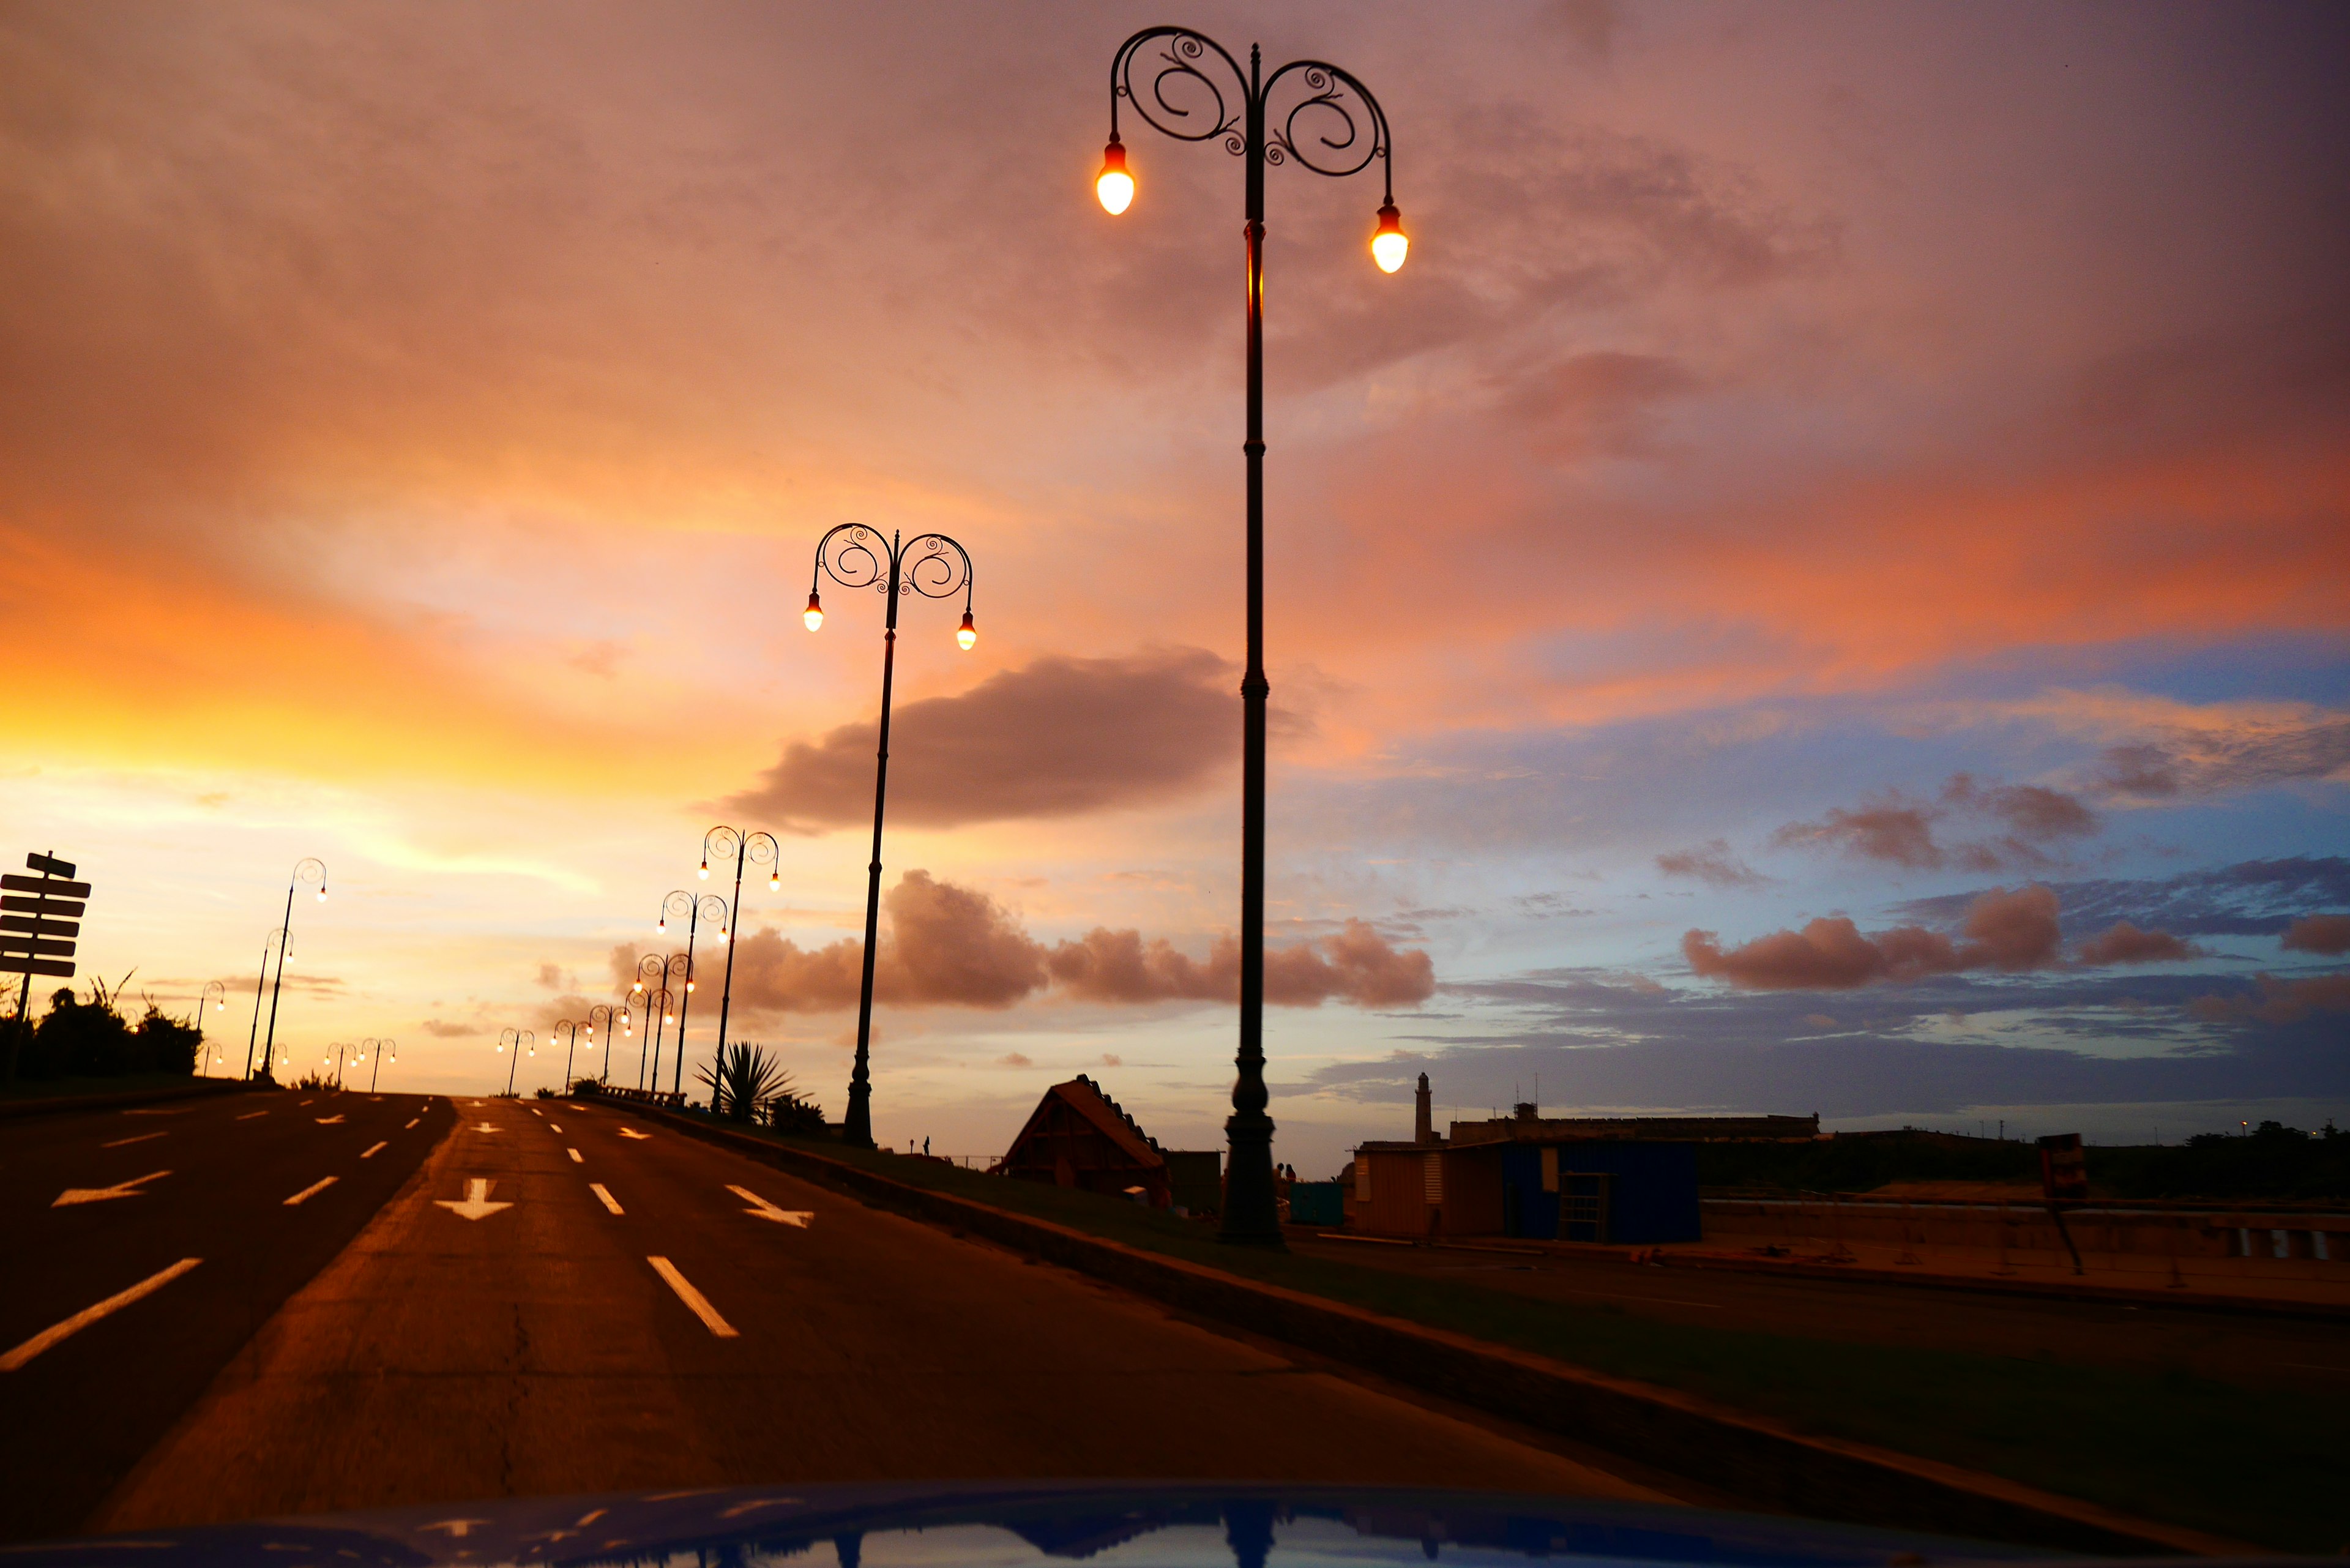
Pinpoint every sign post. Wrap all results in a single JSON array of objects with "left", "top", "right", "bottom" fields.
[
  {"left": 2, "top": 851, "right": 89, "bottom": 1085},
  {"left": 2037, "top": 1132, "right": 2087, "bottom": 1276}
]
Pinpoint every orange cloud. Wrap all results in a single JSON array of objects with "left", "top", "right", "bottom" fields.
[
  {"left": 1685, "top": 884, "right": 2062, "bottom": 991},
  {"left": 2280, "top": 913, "right": 2350, "bottom": 956}
]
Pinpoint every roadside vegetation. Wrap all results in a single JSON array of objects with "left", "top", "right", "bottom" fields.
[{"left": 1, "top": 975, "right": 204, "bottom": 1090}]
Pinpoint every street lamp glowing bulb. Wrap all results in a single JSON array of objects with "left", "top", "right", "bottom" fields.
[
  {"left": 1371, "top": 201, "right": 1408, "bottom": 274},
  {"left": 768, "top": 875, "right": 780, "bottom": 891},
  {"left": 957, "top": 610, "right": 977, "bottom": 651},
  {"left": 1096, "top": 138, "right": 1133, "bottom": 215},
  {"left": 804, "top": 592, "right": 824, "bottom": 632}
]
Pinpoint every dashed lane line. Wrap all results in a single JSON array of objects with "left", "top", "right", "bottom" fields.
[
  {"left": 567, "top": 1148, "right": 583, "bottom": 1163},
  {"left": 283, "top": 1176, "right": 338, "bottom": 1206},
  {"left": 590, "top": 1183, "right": 624, "bottom": 1215},
  {"left": 647, "top": 1256, "right": 737, "bottom": 1338},
  {"left": 405, "top": 1118, "right": 420, "bottom": 1129},
  {"left": 548, "top": 1122, "right": 562, "bottom": 1133},
  {"left": 360, "top": 1141, "right": 387, "bottom": 1159},
  {"left": 236, "top": 1111, "right": 268, "bottom": 1121},
  {"left": 1, "top": 1259, "right": 203, "bottom": 1372},
  {"left": 102, "top": 1132, "right": 166, "bottom": 1149}
]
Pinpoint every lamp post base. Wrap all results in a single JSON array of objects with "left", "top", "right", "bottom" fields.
[
  {"left": 840, "top": 1084, "right": 876, "bottom": 1149},
  {"left": 1217, "top": 1108, "right": 1286, "bottom": 1249}
]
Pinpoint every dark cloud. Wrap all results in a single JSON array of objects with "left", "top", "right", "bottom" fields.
[
  {"left": 727, "top": 649, "right": 1237, "bottom": 831},
  {"left": 1654, "top": 838, "right": 1768, "bottom": 889},
  {"left": 2075, "top": 921, "right": 2201, "bottom": 966},
  {"left": 1685, "top": 884, "right": 2062, "bottom": 991},
  {"left": 2187, "top": 973, "right": 2350, "bottom": 1026},
  {"left": 2093, "top": 718, "right": 2350, "bottom": 802},
  {"left": 1773, "top": 775, "right": 2100, "bottom": 874},
  {"left": 2281, "top": 913, "right": 2350, "bottom": 956},
  {"left": 611, "top": 872, "right": 1433, "bottom": 1015},
  {"left": 1895, "top": 857, "right": 2350, "bottom": 940}
]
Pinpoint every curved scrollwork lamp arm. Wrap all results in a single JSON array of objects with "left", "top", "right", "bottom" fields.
[
  {"left": 1261, "top": 58, "right": 1394, "bottom": 200},
  {"left": 1110, "top": 26, "right": 1250, "bottom": 152}
]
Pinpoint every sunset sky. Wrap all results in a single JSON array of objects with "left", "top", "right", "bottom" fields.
[{"left": 4, "top": 1, "right": 2344, "bottom": 1174}]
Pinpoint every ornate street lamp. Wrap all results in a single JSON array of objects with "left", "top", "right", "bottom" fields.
[
  {"left": 630, "top": 952, "right": 687, "bottom": 1089},
  {"left": 655, "top": 891, "right": 728, "bottom": 1097},
  {"left": 586, "top": 1002, "right": 622, "bottom": 1085},
  {"left": 804, "top": 525, "right": 979, "bottom": 1147},
  {"left": 699, "top": 825, "right": 780, "bottom": 1108},
  {"left": 1096, "top": 27, "right": 1407, "bottom": 1248},
  {"left": 551, "top": 1019, "right": 585, "bottom": 1091},
  {"left": 260, "top": 857, "right": 328, "bottom": 1083},
  {"left": 242, "top": 927, "right": 288, "bottom": 1081},
  {"left": 365, "top": 1037, "right": 396, "bottom": 1092},
  {"left": 196, "top": 980, "right": 226, "bottom": 1077},
  {"left": 496, "top": 1026, "right": 536, "bottom": 1097}
]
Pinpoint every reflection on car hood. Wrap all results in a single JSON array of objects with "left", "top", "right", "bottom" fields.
[{"left": 0, "top": 1482, "right": 2236, "bottom": 1568}]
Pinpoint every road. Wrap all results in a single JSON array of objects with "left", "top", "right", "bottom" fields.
[
  {"left": 84, "top": 1098, "right": 1658, "bottom": 1534},
  {"left": 0, "top": 1088, "right": 454, "bottom": 1541},
  {"left": 1286, "top": 1234, "right": 2350, "bottom": 1394}
]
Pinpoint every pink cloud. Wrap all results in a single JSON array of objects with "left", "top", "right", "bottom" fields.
[
  {"left": 1685, "top": 884, "right": 2062, "bottom": 991},
  {"left": 2281, "top": 914, "right": 2350, "bottom": 956}
]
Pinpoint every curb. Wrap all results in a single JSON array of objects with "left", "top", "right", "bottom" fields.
[
  {"left": 0, "top": 1077, "right": 266, "bottom": 1121},
  {"left": 606, "top": 1100, "right": 2250, "bottom": 1558}
]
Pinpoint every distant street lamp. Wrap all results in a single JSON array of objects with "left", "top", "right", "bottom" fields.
[
  {"left": 655, "top": 891, "right": 728, "bottom": 1098},
  {"left": 636, "top": 987, "right": 676, "bottom": 1089},
  {"left": 196, "top": 981, "right": 226, "bottom": 1077},
  {"left": 586, "top": 1003, "right": 623, "bottom": 1086},
  {"left": 366, "top": 1037, "right": 396, "bottom": 1092},
  {"left": 699, "top": 825, "right": 780, "bottom": 1108},
  {"left": 804, "top": 525, "right": 979, "bottom": 1148},
  {"left": 242, "top": 928, "right": 288, "bottom": 1081},
  {"left": 630, "top": 952, "right": 686, "bottom": 1088},
  {"left": 496, "top": 1026, "right": 536, "bottom": 1097},
  {"left": 260, "top": 857, "right": 328, "bottom": 1083},
  {"left": 1095, "top": 27, "right": 1406, "bottom": 1247},
  {"left": 551, "top": 1019, "right": 584, "bottom": 1090}
]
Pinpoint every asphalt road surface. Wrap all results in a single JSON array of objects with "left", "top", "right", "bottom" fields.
[
  {"left": 1287, "top": 1234, "right": 2350, "bottom": 1394},
  {"left": 0, "top": 1088, "right": 455, "bottom": 1541},
  {"left": 88, "top": 1099, "right": 1658, "bottom": 1535}
]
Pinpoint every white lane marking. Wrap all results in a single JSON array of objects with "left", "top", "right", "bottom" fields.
[
  {"left": 54, "top": 1170, "right": 171, "bottom": 1208},
  {"left": 647, "top": 1256, "right": 737, "bottom": 1337},
  {"left": 472, "top": 1122, "right": 501, "bottom": 1133},
  {"left": 727, "top": 1185, "right": 813, "bottom": 1228},
  {"left": 315, "top": 1114, "right": 345, "bottom": 1125},
  {"left": 529, "top": 1108, "right": 542, "bottom": 1118},
  {"left": 103, "top": 1132, "right": 166, "bottom": 1149},
  {"left": 299, "top": 1099, "right": 313, "bottom": 1107},
  {"left": 575, "top": 1509, "right": 608, "bottom": 1528},
  {"left": 618, "top": 1128, "right": 651, "bottom": 1141},
  {"left": 236, "top": 1111, "right": 269, "bottom": 1121},
  {"left": 285, "top": 1176, "right": 338, "bottom": 1206},
  {"left": 405, "top": 1118, "right": 419, "bottom": 1129},
  {"left": 548, "top": 1122, "right": 562, "bottom": 1133},
  {"left": 1, "top": 1258, "right": 203, "bottom": 1372},
  {"left": 567, "top": 1148, "right": 583, "bottom": 1163},
  {"left": 590, "top": 1183, "right": 624, "bottom": 1215},
  {"left": 360, "top": 1141, "right": 387, "bottom": 1159},
  {"left": 435, "top": 1178, "right": 512, "bottom": 1220}
]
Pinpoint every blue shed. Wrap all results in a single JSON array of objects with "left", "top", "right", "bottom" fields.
[{"left": 1496, "top": 1140, "right": 1700, "bottom": 1244}]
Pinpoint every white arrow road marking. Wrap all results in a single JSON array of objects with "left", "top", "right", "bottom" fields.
[
  {"left": 1, "top": 1258, "right": 202, "bottom": 1372},
  {"left": 618, "top": 1128, "right": 651, "bottom": 1141},
  {"left": 53, "top": 1170, "right": 171, "bottom": 1208},
  {"left": 435, "top": 1178, "right": 513, "bottom": 1221},
  {"left": 236, "top": 1111, "right": 268, "bottom": 1121},
  {"left": 727, "top": 1185, "right": 813, "bottom": 1228},
  {"left": 472, "top": 1122, "right": 501, "bottom": 1133},
  {"left": 567, "top": 1148, "right": 583, "bottom": 1163},
  {"left": 102, "top": 1132, "right": 166, "bottom": 1149},
  {"left": 417, "top": 1520, "right": 491, "bottom": 1539},
  {"left": 360, "top": 1141, "right": 387, "bottom": 1159},
  {"left": 590, "top": 1183, "right": 624, "bottom": 1215},
  {"left": 647, "top": 1256, "right": 737, "bottom": 1337},
  {"left": 315, "top": 1114, "right": 345, "bottom": 1125},
  {"left": 284, "top": 1176, "right": 338, "bottom": 1206}
]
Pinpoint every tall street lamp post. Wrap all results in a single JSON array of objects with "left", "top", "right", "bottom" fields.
[
  {"left": 551, "top": 1019, "right": 584, "bottom": 1090},
  {"left": 261, "top": 858, "right": 329, "bottom": 1083},
  {"left": 197, "top": 981, "right": 226, "bottom": 1077},
  {"left": 497, "top": 1027, "right": 535, "bottom": 1097},
  {"left": 587, "top": 1003, "right": 623, "bottom": 1085},
  {"left": 367, "top": 1037, "right": 395, "bottom": 1092},
  {"left": 242, "top": 928, "right": 286, "bottom": 1081},
  {"left": 656, "top": 892, "right": 727, "bottom": 1097},
  {"left": 803, "top": 526, "right": 979, "bottom": 1148},
  {"left": 1095, "top": 26, "right": 1408, "bottom": 1247},
  {"left": 700, "top": 824, "right": 779, "bottom": 1106}
]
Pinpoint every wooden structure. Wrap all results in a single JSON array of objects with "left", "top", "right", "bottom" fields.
[{"left": 997, "top": 1075, "right": 1176, "bottom": 1209}]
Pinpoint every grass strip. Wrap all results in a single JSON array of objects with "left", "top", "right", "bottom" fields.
[{"left": 744, "top": 1127, "right": 2342, "bottom": 1552}]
